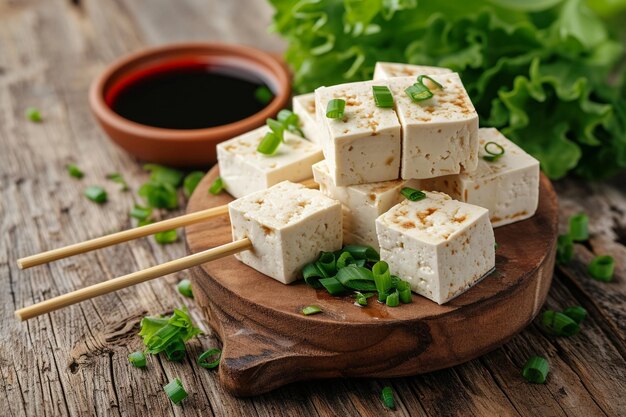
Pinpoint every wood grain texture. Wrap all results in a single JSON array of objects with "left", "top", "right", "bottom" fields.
[{"left": 0, "top": 0, "right": 624, "bottom": 415}]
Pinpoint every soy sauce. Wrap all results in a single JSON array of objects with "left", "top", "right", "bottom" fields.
[{"left": 107, "top": 60, "right": 272, "bottom": 130}]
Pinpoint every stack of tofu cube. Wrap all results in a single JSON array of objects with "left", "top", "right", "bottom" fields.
[{"left": 217, "top": 61, "right": 540, "bottom": 305}]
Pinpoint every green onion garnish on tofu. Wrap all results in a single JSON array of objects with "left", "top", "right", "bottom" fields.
[
  {"left": 278, "top": 109, "right": 299, "bottom": 126},
  {"left": 266, "top": 118, "right": 285, "bottom": 141},
  {"left": 563, "top": 306, "right": 587, "bottom": 324},
  {"left": 177, "top": 279, "right": 193, "bottom": 298},
  {"left": 556, "top": 234, "right": 574, "bottom": 265},
  {"left": 197, "top": 348, "right": 222, "bottom": 369},
  {"left": 400, "top": 187, "right": 426, "bottom": 202},
  {"left": 381, "top": 386, "right": 396, "bottom": 409},
  {"left": 209, "top": 177, "right": 224, "bottom": 195},
  {"left": 128, "top": 351, "right": 146, "bottom": 368},
  {"left": 183, "top": 171, "right": 204, "bottom": 198},
  {"left": 25, "top": 107, "right": 42, "bottom": 122},
  {"left": 588, "top": 255, "right": 614, "bottom": 282},
  {"left": 417, "top": 75, "right": 444, "bottom": 90},
  {"left": 254, "top": 86, "right": 273, "bottom": 104},
  {"left": 302, "top": 305, "right": 322, "bottom": 316},
  {"left": 257, "top": 132, "right": 281, "bottom": 155},
  {"left": 325, "top": 99, "right": 345, "bottom": 119},
  {"left": 372, "top": 86, "right": 394, "bottom": 108},
  {"left": 84, "top": 185, "right": 107, "bottom": 204},
  {"left": 483, "top": 142, "right": 505, "bottom": 162},
  {"left": 542, "top": 310, "right": 579, "bottom": 336},
  {"left": 67, "top": 164, "right": 84, "bottom": 178},
  {"left": 163, "top": 378, "right": 188, "bottom": 405},
  {"left": 106, "top": 172, "right": 129, "bottom": 191},
  {"left": 568, "top": 213, "right": 589, "bottom": 241},
  {"left": 522, "top": 356, "right": 549, "bottom": 384},
  {"left": 405, "top": 82, "right": 433, "bottom": 102},
  {"left": 155, "top": 229, "right": 177, "bottom": 244}
]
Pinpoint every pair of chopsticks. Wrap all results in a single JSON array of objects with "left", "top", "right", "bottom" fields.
[{"left": 15, "top": 178, "right": 318, "bottom": 321}]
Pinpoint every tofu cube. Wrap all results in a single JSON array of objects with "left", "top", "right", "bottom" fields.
[
  {"left": 217, "top": 126, "right": 323, "bottom": 199},
  {"left": 315, "top": 80, "right": 402, "bottom": 186},
  {"left": 387, "top": 73, "right": 479, "bottom": 179},
  {"left": 420, "top": 128, "right": 540, "bottom": 227},
  {"left": 373, "top": 62, "right": 453, "bottom": 80},
  {"left": 292, "top": 93, "right": 323, "bottom": 144},
  {"left": 312, "top": 160, "right": 417, "bottom": 249},
  {"left": 376, "top": 192, "right": 495, "bottom": 304},
  {"left": 229, "top": 181, "right": 342, "bottom": 284}
]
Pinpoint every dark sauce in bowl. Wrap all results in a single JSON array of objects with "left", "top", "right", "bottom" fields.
[{"left": 106, "top": 60, "right": 273, "bottom": 130}]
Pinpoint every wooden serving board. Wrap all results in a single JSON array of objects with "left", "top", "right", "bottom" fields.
[{"left": 185, "top": 166, "right": 558, "bottom": 397}]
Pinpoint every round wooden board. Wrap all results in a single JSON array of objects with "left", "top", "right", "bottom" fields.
[{"left": 185, "top": 166, "right": 558, "bottom": 397}]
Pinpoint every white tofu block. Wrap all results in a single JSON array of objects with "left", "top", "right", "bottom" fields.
[
  {"left": 420, "top": 128, "right": 540, "bottom": 227},
  {"left": 373, "top": 62, "right": 453, "bottom": 80},
  {"left": 292, "top": 93, "right": 323, "bottom": 144},
  {"left": 312, "top": 160, "right": 417, "bottom": 249},
  {"left": 315, "top": 80, "right": 401, "bottom": 186},
  {"left": 387, "top": 73, "right": 479, "bottom": 179},
  {"left": 217, "top": 126, "right": 323, "bottom": 199},
  {"left": 229, "top": 181, "right": 342, "bottom": 284},
  {"left": 376, "top": 191, "right": 495, "bottom": 304}
]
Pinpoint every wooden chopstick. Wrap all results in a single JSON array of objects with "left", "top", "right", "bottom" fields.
[
  {"left": 17, "top": 178, "right": 319, "bottom": 269},
  {"left": 15, "top": 238, "right": 252, "bottom": 321}
]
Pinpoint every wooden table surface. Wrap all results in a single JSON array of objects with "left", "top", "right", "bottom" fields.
[{"left": 0, "top": 1, "right": 624, "bottom": 416}]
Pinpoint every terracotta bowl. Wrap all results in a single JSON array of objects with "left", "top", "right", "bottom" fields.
[{"left": 89, "top": 43, "right": 291, "bottom": 167}]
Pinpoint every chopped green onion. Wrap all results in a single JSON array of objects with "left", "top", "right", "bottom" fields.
[
  {"left": 128, "top": 351, "right": 146, "bottom": 368},
  {"left": 138, "top": 218, "right": 153, "bottom": 227},
  {"left": 266, "top": 118, "right": 285, "bottom": 141},
  {"left": 130, "top": 204, "right": 152, "bottom": 221},
  {"left": 106, "top": 172, "right": 129, "bottom": 191},
  {"left": 155, "top": 229, "right": 177, "bottom": 244},
  {"left": 400, "top": 187, "right": 426, "bottom": 201},
  {"left": 67, "top": 164, "right": 84, "bottom": 179},
  {"left": 317, "top": 251, "right": 337, "bottom": 276},
  {"left": 405, "top": 82, "right": 433, "bottom": 102},
  {"left": 542, "top": 310, "right": 579, "bottom": 336},
  {"left": 386, "top": 290, "right": 400, "bottom": 307},
  {"left": 183, "top": 171, "right": 204, "bottom": 198},
  {"left": 522, "top": 356, "right": 549, "bottom": 384},
  {"left": 163, "top": 378, "right": 188, "bottom": 405},
  {"left": 381, "top": 386, "right": 395, "bottom": 409},
  {"left": 342, "top": 245, "right": 380, "bottom": 262},
  {"left": 209, "top": 177, "right": 224, "bottom": 195},
  {"left": 277, "top": 109, "right": 299, "bottom": 127},
  {"left": 164, "top": 338, "right": 186, "bottom": 362},
  {"left": 372, "top": 85, "right": 394, "bottom": 108},
  {"left": 257, "top": 132, "right": 281, "bottom": 155},
  {"left": 84, "top": 186, "right": 107, "bottom": 204},
  {"left": 568, "top": 213, "right": 589, "bottom": 242},
  {"left": 143, "top": 164, "right": 184, "bottom": 187},
  {"left": 254, "top": 86, "right": 273, "bottom": 104},
  {"left": 302, "top": 305, "right": 322, "bottom": 315},
  {"left": 417, "top": 75, "right": 444, "bottom": 90},
  {"left": 336, "top": 251, "right": 356, "bottom": 269},
  {"left": 563, "top": 306, "right": 587, "bottom": 324},
  {"left": 336, "top": 266, "right": 377, "bottom": 291},
  {"left": 396, "top": 280, "right": 412, "bottom": 304},
  {"left": 326, "top": 99, "right": 345, "bottom": 119},
  {"left": 588, "top": 255, "right": 614, "bottom": 282},
  {"left": 302, "top": 262, "right": 326, "bottom": 288},
  {"left": 319, "top": 277, "right": 347, "bottom": 295},
  {"left": 138, "top": 181, "right": 178, "bottom": 209},
  {"left": 197, "top": 348, "right": 222, "bottom": 369},
  {"left": 373, "top": 261, "right": 393, "bottom": 302},
  {"left": 177, "top": 279, "right": 193, "bottom": 298},
  {"left": 25, "top": 107, "right": 42, "bottom": 122},
  {"left": 354, "top": 292, "right": 374, "bottom": 306},
  {"left": 140, "top": 307, "right": 202, "bottom": 354},
  {"left": 556, "top": 234, "right": 574, "bottom": 265},
  {"left": 483, "top": 142, "right": 505, "bottom": 162},
  {"left": 286, "top": 123, "right": 305, "bottom": 138}
]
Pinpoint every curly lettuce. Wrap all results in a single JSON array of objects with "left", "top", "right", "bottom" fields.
[{"left": 269, "top": 0, "right": 626, "bottom": 179}]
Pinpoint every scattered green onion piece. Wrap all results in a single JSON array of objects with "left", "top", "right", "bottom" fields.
[
  {"left": 277, "top": 109, "right": 299, "bottom": 127},
  {"left": 130, "top": 204, "right": 152, "bottom": 221},
  {"left": 482, "top": 142, "right": 505, "bottom": 162},
  {"left": 254, "top": 86, "right": 273, "bottom": 104},
  {"left": 325, "top": 99, "right": 345, "bottom": 119},
  {"left": 400, "top": 187, "right": 426, "bottom": 201},
  {"left": 373, "top": 261, "right": 393, "bottom": 302},
  {"left": 183, "top": 171, "right": 204, "bottom": 198},
  {"left": 25, "top": 107, "right": 42, "bottom": 122},
  {"left": 381, "top": 386, "right": 395, "bottom": 409},
  {"left": 342, "top": 245, "right": 380, "bottom": 262},
  {"left": 163, "top": 378, "right": 188, "bottom": 405},
  {"left": 302, "top": 262, "right": 326, "bottom": 289},
  {"left": 106, "top": 172, "right": 129, "bottom": 191},
  {"left": 164, "top": 339, "right": 186, "bottom": 362},
  {"left": 138, "top": 181, "right": 178, "bottom": 209},
  {"left": 317, "top": 251, "right": 337, "bottom": 276},
  {"left": 542, "top": 310, "right": 579, "bottom": 336},
  {"left": 336, "top": 251, "right": 356, "bottom": 269},
  {"left": 67, "top": 164, "right": 84, "bottom": 179},
  {"left": 177, "top": 279, "right": 193, "bottom": 298},
  {"left": 372, "top": 85, "right": 394, "bottom": 108},
  {"left": 417, "top": 75, "right": 444, "bottom": 90},
  {"left": 336, "top": 266, "right": 377, "bottom": 291},
  {"left": 266, "top": 118, "right": 285, "bottom": 141},
  {"left": 563, "top": 306, "right": 587, "bottom": 324},
  {"left": 354, "top": 259, "right": 367, "bottom": 267},
  {"left": 588, "top": 255, "right": 614, "bottom": 282},
  {"left": 302, "top": 305, "right": 322, "bottom": 316},
  {"left": 396, "top": 280, "right": 412, "bottom": 304},
  {"left": 155, "top": 229, "right": 177, "bottom": 244},
  {"left": 319, "top": 277, "right": 347, "bottom": 295},
  {"left": 197, "top": 348, "right": 222, "bottom": 369},
  {"left": 141, "top": 307, "right": 202, "bottom": 354},
  {"left": 354, "top": 292, "right": 374, "bottom": 306},
  {"left": 143, "top": 164, "right": 184, "bottom": 187},
  {"left": 209, "top": 177, "right": 224, "bottom": 195},
  {"left": 522, "top": 356, "right": 549, "bottom": 384},
  {"left": 556, "top": 234, "right": 574, "bottom": 265},
  {"left": 84, "top": 185, "right": 107, "bottom": 204},
  {"left": 386, "top": 290, "right": 400, "bottom": 307},
  {"left": 405, "top": 82, "right": 433, "bottom": 102},
  {"left": 138, "top": 218, "right": 154, "bottom": 227},
  {"left": 257, "top": 132, "right": 281, "bottom": 155},
  {"left": 286, "top": 123, "right": 305, "bottom": 138},
  {"left": 568, "top": 213, "right": 589, "bottom": 242},
  {"left": 128, "top": 351, "right": 146, "bottom": 368}
]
